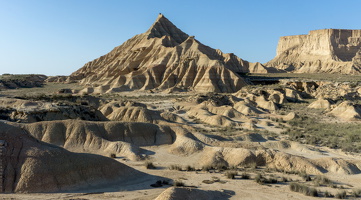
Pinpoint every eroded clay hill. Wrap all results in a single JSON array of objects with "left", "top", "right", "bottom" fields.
[
  {"left": 266, "top": 29, "right": 361, "bottom": 74},
  {"left": 69, "top": 14, "right": 269, "bottom": 93},
  {"left": 0, "top": 121, "right": 143, "bottom": 193}
]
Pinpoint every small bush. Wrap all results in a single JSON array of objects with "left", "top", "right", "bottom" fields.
[
  {"left": 297, "top": 171, "right": 311, "bottom": 181},
  {"left": 145, "top": 161, "right": 156, "bottom": 169},
  {"left": 324, "top": 190, "right": 333, "bottom": 198},
  {"left": 280, "top": 176, "right": 288, "bottom": 182},
  {"left": 240, "top": 172, "right": 250, "bottom": 179},
  {"left": 351, "top": 188, "right": 361, "bottom": 197},
  {"left": 185, "top": 165, "right": 195, "bottom": 171},
  {"left": 225, "top": 171, "right": 237, "bottom": 179},
  {"left": 313, "top": 175, "right": 331, "bottom": 185},
  {"left": 109, "top": 153, "right": 116, "bottom": 158},
  {"left": 169, "top": 164, "right": 182, "bottom": 171},
  {"left": 289, "top": 183, "right": 318, "bottom": 197},
  {"left": 335, "top": 190, "right": 347, "bottom": 199},
  {"left": 173, "top": 180, "right": 185, "bottom": 187},
  {"left": 255, "top": 174, "right": 278, "bottom": 185}
]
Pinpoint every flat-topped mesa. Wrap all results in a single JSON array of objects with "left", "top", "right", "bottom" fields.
[
  {"left": 69, "top": 14, "right": 270, "bottom": 93},
  {"left": 266, "top": 29, "right": 361, "bottom": 74},
  {"left": 146, "top": 13, "right": 189, "bottom": 44}
]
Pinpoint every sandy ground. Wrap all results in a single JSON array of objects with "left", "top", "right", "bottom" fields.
[
  {"left": 2, "top": 143, "right": 360, "bottom": 200},
  {"left": 1, "top": 83, "right": 361, "bottom": 199}
]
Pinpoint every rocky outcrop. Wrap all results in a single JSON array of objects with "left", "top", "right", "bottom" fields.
[
  {"left": 70, "top": 14, "right": 270, "bottom": 93},
  {"left": 0, "top": 74, "right": 47, "bottom": 90},
  {"left": 0, "top": 97, "right": 105, "bottom": 123},
  {"left": 266, "top": 29, "right": 361, "bottom": 74}
]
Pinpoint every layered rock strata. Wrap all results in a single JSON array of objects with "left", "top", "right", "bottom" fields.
[
  {"left": 70, "top": 14, "right": 269, "bottom": 93},
  {"left": 266, "top": 29, "right": 361, "bottom": 74}
]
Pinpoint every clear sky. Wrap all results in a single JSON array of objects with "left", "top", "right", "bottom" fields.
[{"left": 1, "top": 0, "right": 360, "bottom": 76}]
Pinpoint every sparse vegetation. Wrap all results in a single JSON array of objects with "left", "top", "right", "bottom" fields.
[
  {"left": 168, "top": 164, "right": 182, "bottom": 171},
  {"left": 313, "top": 175, "right": 331, "bottom": 186},
  {"left": 109, "top": 153, "right": 116, "bottom": 158},
  {"left": 240, "top": 172, "right": 250, "bottom": 179},
  {"left": 335, "top": 190, "right": 347, "bottom": 199},
  {"left": 185, "top": 165, "right": 195, "bottom": 171},
  {"left": 324, "top": 190, "right": 333, "bottom": 198},
  {"left": 285, "top": 106, "right": 361, "bottom": 153},
  {"left": 144, "top": 161, "right": 156, "bottom": 169},
  {"left": 254, "top": 174, "right": 278, "bottom": 185},
  {"left": 225, "top": 171, "right": 237, "bottom": 179},
  {"left": 289, "top": 182, "right": 318, "bottom": 197},
  {"left": 351, "top": 188, "right": 361, "bottom": 198},
  {"left": 173, "top": 180, "right": 185, "bottom": 187}
]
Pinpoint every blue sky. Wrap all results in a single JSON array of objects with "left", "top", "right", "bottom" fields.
[{"left": 1, "top": 0, "right": 360, "bottom": 75}]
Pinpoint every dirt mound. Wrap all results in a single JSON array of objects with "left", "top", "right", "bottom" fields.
[
  {"left": 99, "top": 101, "right": 162, "bottom": 123},
  {"left": 283, "top": 112, "right": 297, "bottom": 121},
  {"left": 69, "top": 14, "right": 272, "bottom": 93},
  {"left": 155, "top": 187, "right": 232, "bottom": 200},
  {"left": 0, "top": 121, "right": 142, "bottom": 193},
  {"left": 308, "top": 98, "right": 333, "bottom": 109},
  {"left": 328, "top": 101, "right": 361, "bottom": 120},
  {"left": 233, "top": 101, "right": 263, "bottom": 115}
]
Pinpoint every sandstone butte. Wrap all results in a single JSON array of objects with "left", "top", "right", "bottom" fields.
[
  {"left": 69, "top": 14, "right": 271, "bottom": 93},
  {"left": 266, "top": 29, "right": 361, "bottom": 74}
]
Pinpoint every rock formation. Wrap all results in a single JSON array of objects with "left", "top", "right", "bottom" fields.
[
  {"left": 0, "top": 74, "right": 47, "bottom": 90},
  {"left": 266, "top": 29, "right": 361, "bottom": 74},
  {"left": 70, "top": 14, "right": 269, "bottom": 93}
]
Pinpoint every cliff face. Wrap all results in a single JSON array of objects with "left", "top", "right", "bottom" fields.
[
  {"left": 266, "top": 29, "right": 361, "bottom": 74},
  {"left": 70, "top": 14, "right": 269, "bottom": 93}
]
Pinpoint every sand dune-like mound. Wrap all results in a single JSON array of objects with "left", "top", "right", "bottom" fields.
[
  {"left": 328, "top": 101, "right": 361, "bottom": 120},
  {"left": 155, "top": 187, "right": 232, "bottom": 200},
  {"left": 266, "top": 29, "right": 361, "bottom": 74},
  {"left": 233, "top": 101, "right": 264, "bottom": 115},
  {"left": 308, "top": 98, "right": 333, "bottom": 109},
  {"left": 99, "top": 101, "right": 162, "bottom": 122},
  {"left": 69, "top": 14, "right": 272, "bottom": 93},
  {"left": 197, "top": 146, "right": 327, "bottom": 174},
  {"left": 0, "top": 121, "right": 141, "bottom": 193},
  {"left": 282, "top": 112, "right": 297, "bottom": 121},
  {"left": 312, "top": 158, "right": 361, "bottom": 174}
]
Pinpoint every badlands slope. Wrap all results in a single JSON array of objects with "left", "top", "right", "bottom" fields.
[{"left": 67, "top": 14, "right": 271, "bottom": 93}]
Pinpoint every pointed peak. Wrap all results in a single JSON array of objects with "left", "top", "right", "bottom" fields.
[
  {"left": 156, "top": 13, "right": 165, "bottom": 20},
  {"left": 146, "top": 14, "right": 189, "bottom": 44}
]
